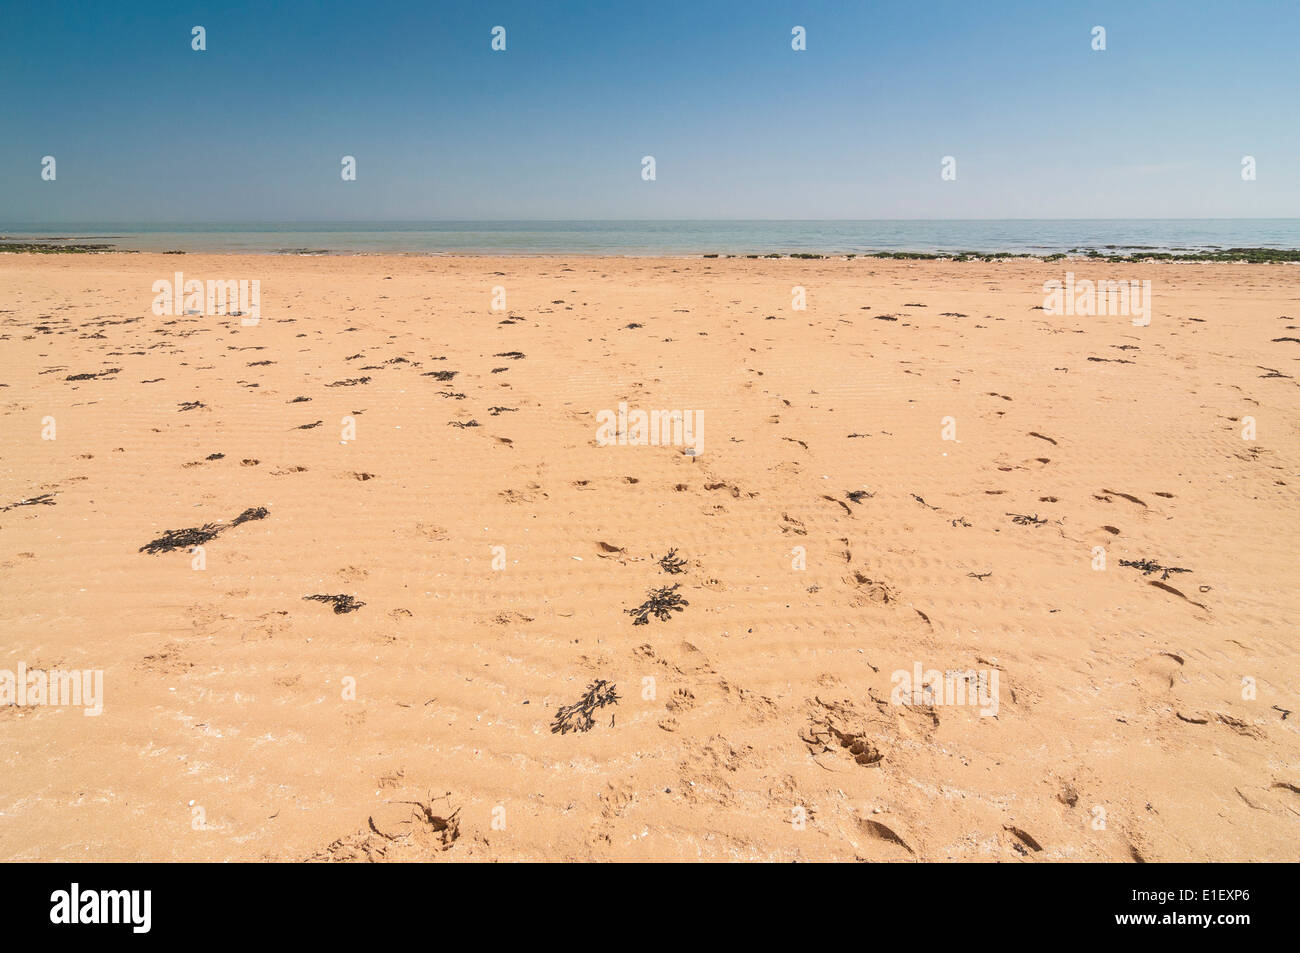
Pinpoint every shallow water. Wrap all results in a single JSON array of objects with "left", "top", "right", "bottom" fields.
[{"left": 5, "top": 219, "right": 1300, "bottom": 256}]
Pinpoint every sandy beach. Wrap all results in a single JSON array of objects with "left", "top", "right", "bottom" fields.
[{"left": 1, "top": 252, "right": 1297, "bottom": 862}]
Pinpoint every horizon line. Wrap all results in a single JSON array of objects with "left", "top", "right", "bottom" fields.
[{"left": 6, "top": 217, "right": 1300, "bottom": 228}]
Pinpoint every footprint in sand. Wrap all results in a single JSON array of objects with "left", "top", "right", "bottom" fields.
[
  {"left": 1136, "top": 652, "right": 1185, "bottom": 692},
  {"left": 666, "top": 688, "right": 696, "bottom": 713},
  {"left": 1101, "top": 488, "right": 1147, "bottom": 507},
  {"left": 856, "top": 817, "right": 915, "bottom": 855},
  {"left": 1147, "top": 579, "right": 1208, "bottom": 610},
  {"left": 802, "top": 696, "right": 886, "bottom": 768},
  {"left": 1004, "top": 826, "right": 1044, "bottom": 854},
  {"left": 846, "top": 572, "right": 897, "bottom": 605},
  {"left": 780, "top": 513, "right": 807, "bottom": 536}
]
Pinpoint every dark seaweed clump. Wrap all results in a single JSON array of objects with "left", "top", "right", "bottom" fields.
[
  {"left": 1, "top": 492, "right": 56, "bottom": 513},
  {"left": 65, "top": 368, "right": 120, "bottom": 381},
  {"left": 657, "top": 548, "right": 687, "bottom": 574},
  {"left": 1119, "top": 557, "right": 1192, "bottom": 581},
  {"left": 551, "top": 679, "right": 620, "bottom": 734},
  {"left": 626, "top": 584, "right": 689, "bottom": 625},
  {"left": 139, "top": 506, "right": 268, "bottom": 554},
  {"left": 1007, "top": 512, "right": 1047, "bottom": 526},
  {"left": 139, "top": 524, "right": 221, "bottom": 554},
  {"left": 303, "top": 593, "right": 366, "bottom": 614},
  {"left": 231, "top": 506, "right": 269, "bottom": 527}
]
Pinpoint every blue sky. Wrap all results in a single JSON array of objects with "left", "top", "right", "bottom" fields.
[{"left": 3, "top": 0, "right": 1297, "bottom": 221}]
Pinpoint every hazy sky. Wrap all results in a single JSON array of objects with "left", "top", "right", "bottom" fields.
[{"left": 4, "top": 0, "right": 1298, "bottom": 222}]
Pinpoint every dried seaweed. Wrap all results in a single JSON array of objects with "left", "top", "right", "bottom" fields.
[
  {"left": 139, "top": 505, "right": 268, "bottom": 554},
  {"left": 1120, "top": 557, "right": 1192, "bottom": 580},
  {"left": 551, "top": 679, "right": 620, "bottom": 734},
  {"left": 231, "top": 506, "right": 269, "bottom": 527},
  {"left": 626, "top": 584, "right": 689, "bottom": 625},
  {"left": 139, "top": 524, "right": 221, "bottom": 554},
  {"left": 1006, "top": 512, "right": 1047, "bottom": 526},
  {"left": 65, "top": 368, "right": 120, "bottom": 381},
  {"left": 657, "top": 548, "right": 687, "bottom": 574},
  {"left": 303, "top": 593, "right": 366, "bottom": 614},
  {"left": 1, "top": 492, "right": 56, "bottom": 513}
]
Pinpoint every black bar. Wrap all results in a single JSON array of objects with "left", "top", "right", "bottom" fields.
[{"left": 0, "top": 862, "right": 1276, "bottom": 940}]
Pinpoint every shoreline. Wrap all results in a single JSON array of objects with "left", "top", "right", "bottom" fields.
[{"left": 5, "top": 242, "right": 1300, "bottom": 263}]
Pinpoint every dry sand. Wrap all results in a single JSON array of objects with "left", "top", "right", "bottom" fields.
[{"left": 1, "top": 252, "right": 1297, "bottom": 861}]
